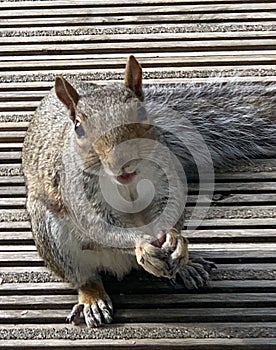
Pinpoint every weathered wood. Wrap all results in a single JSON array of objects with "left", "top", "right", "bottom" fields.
[
  {"left": 185, "top": 229, "right": 276, "bottom": 240},
  {"left": 1, "top": 274, "right": 275, "bottom": 292},
  {"left": 2, "top": 307, "right": 276, "bottom": 323},
  {"left": 0, "top": 176, "right": 24, "bottom": 184},
  {"left": 0, "top": 245, "right": 36, "bottom": 252},
  {"left": 0, "top": 144, "right": 23, "bottom": 150},
  {"left": 0, "top": 282, "right": 72, "bottom": 294},
  {"left": 1, "top": 3, "right": 276, "bottom": 16},
  {"left": 2, "top": 31, "right": 276, "bottom": 45},
  {"left": 2, "top": 339, "right": 276, "bottom": 350},
  {"left": 0, "top": 198, "right": 26, "bottom": 208},
  {"left": 209, "top": 193, "right": 276, "bottom": 204},
  {"left": 198, "top": 218, "right": 276, "bottom": 228},
  {"left": 1, "top": 0, "right": 275, "bottom": 7},
  {"left": 0, "top": 322, "right": 276, "bottom": 349},
  {"left": 0, "top": 152, "right": 22, "bottom": 160},
  {"left": 0, "top": 49, "right": 276, "bottom": 63},
  {"left": 0, "top": 103, "right": 37, "bottom": 111},
  {"left": 0, "top": 52, "right": 276, "bottom": 71},
  {"left": 0, "top": 338, "right": 275, "bottom": 350},
  {"left": 0, "top": 231, "right": 32, "bottom": 243},
  {"left": 0, "top": 188, "right": 26, "bottom": 196},
  {"left": 0, "top": 132, "right": 26, "bottom": 142},
  {"left": 1, "top": 13, "right": 276, "bottom": 27},
  {"left": 0, "top": 39, "right": 276, "bottom": 55},
  {"left": 2, "top": 292, "right": 276, "bottom": 309},
  {"left": 0, "top": 122, "right": 29, "bottom": 130},
  {"left": 0, "top": 221, "right": 30, "bottom": 230}
]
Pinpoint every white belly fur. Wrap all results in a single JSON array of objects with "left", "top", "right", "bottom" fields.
[{"left": 46, "top": 210, "right": 137, "bottom": 286}]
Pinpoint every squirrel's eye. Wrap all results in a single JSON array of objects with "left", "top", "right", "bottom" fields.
[{"left": 75, "top": 119, "right": 85, "bottom": 138}]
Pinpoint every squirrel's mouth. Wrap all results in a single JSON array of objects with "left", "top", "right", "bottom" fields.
[{"left": 116, "top": 171, "right": 137, "bottom": 185}]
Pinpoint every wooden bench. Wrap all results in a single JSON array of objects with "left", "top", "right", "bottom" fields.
[{"left": 0, "top": 1, "right": 276, "bottom": 349}]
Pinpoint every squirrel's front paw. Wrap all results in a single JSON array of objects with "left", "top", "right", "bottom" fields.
[
  {"left": 135, "top": 238, "right": 171, "bottom": 278},
  {"left": 136, "top": 228, "right": 189, "bottom": 278},
  {"left": 67, "top": 283, "right": 113, "bottom": 327},
  {"left": 172, "top": 257, "right": 217, "bottom": 290}
]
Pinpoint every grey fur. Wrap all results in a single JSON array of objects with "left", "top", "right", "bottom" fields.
[{"left": 145, "top": 81, "right": 276, "bottom": 168}]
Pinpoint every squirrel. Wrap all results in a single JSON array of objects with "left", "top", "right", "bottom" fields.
[{"left": 22, "top": 55, "right": 276, "bottom": 327}]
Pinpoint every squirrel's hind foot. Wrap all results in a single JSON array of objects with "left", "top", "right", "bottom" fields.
[
  {"left": 170, "top": 258, "right": 217, "bottom": 290},
  {"left": 67, "top": 283, "right": 113, "bottom": 327}
]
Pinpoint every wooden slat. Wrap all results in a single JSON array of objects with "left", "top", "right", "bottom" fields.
[
  {"left": 0, "top": 222, "right": 30, "bottom": 230},
  {"left": 1, "top": 3, "right": 276, "bottom": 16},
  {"left": 0, "top": 123, "right": 29, "bottom": 130},
  {"left": 1, "top": 13, "right": 276, "bottom": 28},
  {"left": 2, "top": 292, "right": 276, "bottom": 309},
  {"left": 1, "top": 307, "right": 276, "bottom": 323},
  {"left": 1, "top": 49, "right": 276, "bottom": 62},
  {"left": 2, "top": 278, "right": 276, "bottom": 294},
  {"left": 0, "top": 198, "right": 26, "bottom": 207},
  {"left": 0, "top": 188, "right": 26, "bottom": 196},
  {"left": 1, "top": 274, "right": 276, "bottom": 292},
  {"left": 0, "top": 231, "right": 32, "bottom": 243},
  {"left": 0, "top": 152, "right": 22, "bottom": 160},
  {"left": 0, "top": 40, "right": 276, "bottom": 55},
  {"left": 0, "top": 65, "right": 275, "bottom": 85},
  {"left": 0, "top": 246, "right": 36, "bottom": 252},
  {"left": 0, "top": 132, "right": 25, "bottom": 142},
  {"left": 198, "top": 218, "right": 276, "bottom": 228},
  {"left": 185, "top": 229, "right": 276, "bottom": 240},
  {"left": 0, "top": 52, "right": 276, "bottom": 69},
  {"left": 0, "top": 338, "right": 274, "bottom": 350},
  {"left": 2, "top": 0, "right": 276, "bottom": 6},
  {"left": 0, "top": 177, "right": 24, "bottom": 184},
  {"left": 1, "top": 31, "right": 276, "bottom": 44}
]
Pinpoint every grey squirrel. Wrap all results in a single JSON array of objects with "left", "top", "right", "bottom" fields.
[{"left": 22, "top": 55, "right": 276, "bottom": 327}]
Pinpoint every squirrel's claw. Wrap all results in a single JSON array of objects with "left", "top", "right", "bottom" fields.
[
  {"left": 67, "top": 295, "right": 113, "bottom": 327},
  {"left": 190, "top": 256, "right": 217, "bottom": 273},
  {"left": 66, "top": 303, "right": 84, "bottom": 325},
  {"left": 67, "top": 298, "right": 113, "bottom": 327},
  {"left": 175, "top": 258, "right": 217, "bottom": 290}
]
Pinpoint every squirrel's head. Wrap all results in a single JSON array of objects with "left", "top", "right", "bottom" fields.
[{"left": 55, "top": 56, "right": 156, "bottom": 185}]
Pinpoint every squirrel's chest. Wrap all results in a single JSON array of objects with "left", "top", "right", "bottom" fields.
[{"left": 47, "top": 211, "right": 136, "bottom": 283}]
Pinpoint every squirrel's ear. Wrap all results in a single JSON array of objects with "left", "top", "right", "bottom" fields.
[
  {"left": 55, "top": 76, "right": 80, "bottom": 121},
  {"left": 125, "top": 55, "right": 144, "bottom": 101}
]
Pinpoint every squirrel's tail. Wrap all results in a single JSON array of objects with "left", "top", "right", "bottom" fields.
[{"left": 145, "top": 81, "right": 276, "bottom": 169}]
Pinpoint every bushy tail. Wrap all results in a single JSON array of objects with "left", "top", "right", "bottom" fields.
[{"left": 145, "top": 81, "right": 276, "bottom": 170}]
